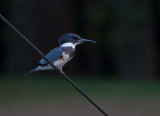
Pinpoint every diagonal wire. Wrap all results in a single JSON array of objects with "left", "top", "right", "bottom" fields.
[{"left": 0, "top": 14, "right": 109, "bottom": 116}]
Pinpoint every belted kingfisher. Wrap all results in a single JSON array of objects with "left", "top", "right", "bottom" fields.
[{"left": 24, "top": 33, "right": 96, "bottom": 76}]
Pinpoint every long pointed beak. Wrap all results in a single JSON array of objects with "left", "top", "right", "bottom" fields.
[{"left": 79, "top": 38, "right": 96, "bottom": 44}]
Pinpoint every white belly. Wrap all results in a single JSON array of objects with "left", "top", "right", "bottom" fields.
[{"left": 54, "top": 52, "right": 71, "bottom": 69}]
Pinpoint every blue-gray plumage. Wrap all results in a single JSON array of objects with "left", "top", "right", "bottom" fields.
[
  {"left": 39, "top": 47, "right": 63, "bottom": 65},
  {"left": 24, "top": 33, "right": 96, "bottom": 76}
]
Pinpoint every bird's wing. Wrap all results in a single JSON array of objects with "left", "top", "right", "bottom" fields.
[{"left": 39, "top": 47, "right": 63, "bottom": 65}]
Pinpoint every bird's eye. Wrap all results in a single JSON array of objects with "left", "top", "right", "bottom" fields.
[
  {"left": 73, "top": 36, "right": 80, "bottom": 40},
  {"left": 72, "top": 37, "right": 77, "bottom": 39}
]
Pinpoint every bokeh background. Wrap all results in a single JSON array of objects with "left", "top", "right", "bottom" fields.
[{"left": 0, "top": 0, "right": 160, "bottom": 116}]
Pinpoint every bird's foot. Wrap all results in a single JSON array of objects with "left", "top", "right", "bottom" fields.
[{"left": 59, "top": 68, "right": 66, "bottom": 75}]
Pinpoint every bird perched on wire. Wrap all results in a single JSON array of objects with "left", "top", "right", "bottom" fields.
[{"left": 24, "top": 33, "right": 96, "bottom": 76}]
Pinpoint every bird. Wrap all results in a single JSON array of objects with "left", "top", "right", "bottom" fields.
[{"left": 24, "top": 33, "right": 96, "bottom": 76}]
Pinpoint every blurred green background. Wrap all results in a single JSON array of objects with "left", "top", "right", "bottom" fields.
[{"left": 0, "top": 0, "right": 160, "bottom": 116}]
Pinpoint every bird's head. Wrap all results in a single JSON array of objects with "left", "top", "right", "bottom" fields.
[{"left": 59, "top": 33, "right": 96, "bottom": 48}]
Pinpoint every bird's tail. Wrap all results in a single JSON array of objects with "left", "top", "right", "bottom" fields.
[{"left": 24, "top": 67, "right": 37, "bottom": 76}]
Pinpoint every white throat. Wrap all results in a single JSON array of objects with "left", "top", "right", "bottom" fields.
[{"left": 60, "top": 42, "right": 76, "bottom": 49}]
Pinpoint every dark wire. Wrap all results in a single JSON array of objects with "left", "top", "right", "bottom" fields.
[{"left": 0, "top": 14, "right": 108, "bottom": 116}]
